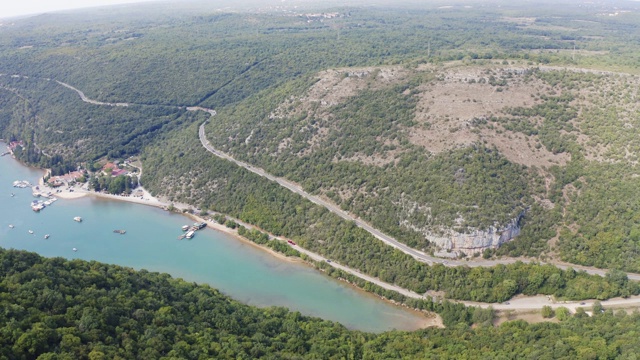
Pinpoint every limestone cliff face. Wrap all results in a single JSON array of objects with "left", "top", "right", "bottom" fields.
[{"left": 430, "top": 211, "right": 525, "bottom": 257}]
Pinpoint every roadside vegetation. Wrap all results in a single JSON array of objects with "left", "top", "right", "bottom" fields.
[{"left": 142, "top": 123, "right": 639, "bottom": 303}]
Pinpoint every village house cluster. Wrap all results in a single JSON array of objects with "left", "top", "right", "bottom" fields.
[
  {"left": 46, "top": 160, "right": 133, "bottom": 188},
  {"left": 101, "top": 161, "right": 130, "bottom": 177},
  {"left": 47, "top": 171, "right": 86, "bottom": 188}
]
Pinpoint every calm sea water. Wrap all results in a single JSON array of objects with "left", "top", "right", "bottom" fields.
[{"left": 0, "top": 153, "right": 425, "bottom": 332}]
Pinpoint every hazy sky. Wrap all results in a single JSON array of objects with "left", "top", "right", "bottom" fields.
[{"left": 1, "top": 0, "right": 159, "bottom": 19}]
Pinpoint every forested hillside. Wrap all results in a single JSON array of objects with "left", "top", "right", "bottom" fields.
[
  {"left": 1, "top": 0, "right": 638, "bottom": 109},
  {"left": 205, "top": 67, "right": 535, "bottom": 250},
  {"left": 142, "top": 122, "right": 639, "bottom": 303},
  {"left": 2, "top": 248, "right": 640, "bottom": 359},
  {"left": 0, "top": 75, "right": 186, "bottom": 165},
  {"left": 205, "top": 61, "right": 640, "bottom": 267}
]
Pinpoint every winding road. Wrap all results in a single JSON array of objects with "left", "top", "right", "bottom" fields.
[
  {"left": 199, "top": 119, "right": 640, "bottom": 311},
  {"left": 25, "top": 75, "right": 640, "bottom": 311}
]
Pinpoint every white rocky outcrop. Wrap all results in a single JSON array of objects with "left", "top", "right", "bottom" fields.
[{"left": 431, "top": 212, "right": 525, "bottom": 258}]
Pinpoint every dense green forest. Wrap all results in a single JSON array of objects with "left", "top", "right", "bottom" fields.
[
  {"left": 3, "top": 248, "right": 640, "bottom": 359},
  {"left": 1, "top": 0, "right": 639, "bottom": 108},
  {"left": 0, "top": 75, "right": 187, "bottom": 170},
  {"left": 89, "top": 174, "right": 138, "bottom": 195}
]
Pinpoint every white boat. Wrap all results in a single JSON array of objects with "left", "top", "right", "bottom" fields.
[
  {"left": 181, "top": 225, "right": 190, "bottom": 231},
  {"left": 8, "top": 224, "right": 14, "bottom": 229},
  {"left": 72, "top": 247, "right": 77, "bottom": 252},
  {"left": 44, "top": 234, "right": 50, "bottom": 239},
  {"left": 32, "top": 202, "right": 45, "bottom": 212},
  {"left": 28, "top": 230, "right": 33, "bottom": 234},
  {"left": 185, "top": 230, "right": 195, "bottom": 239},
  {"left": 73, "top": 216, "right": 82, "bottom": 222},
  {"left": 13, "top": 180, "right": 30, "bottom": 188}
]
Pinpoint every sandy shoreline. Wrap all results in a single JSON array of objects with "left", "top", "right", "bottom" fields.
[
  {"left": 39, "top": 179, "right": 439, "bottom": 328},
  {"left": 45, "top": 179, "right": 329, "bottom": 264},
  {"left": 46, "top": 181, "right": 298, "bottom": 261}
]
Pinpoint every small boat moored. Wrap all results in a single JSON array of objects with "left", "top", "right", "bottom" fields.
[
  {"left": 8, "top": 224, "right": 14, "bottom": 229},
  {"left": 12, "top": 180, "right": 30, "bottom": 188},
  {"left": 31, "top": 200, "right": 45, "bottom": 212},
  {"left": 28, "top": 230, "right": 34, "bottom": 234},
  {"left": 73, "top": 216, "right": 82, "bottom": 222},
  {"left": 72, "top": 247, "right": 77, "bottom": 252},
  {"left": 44, "top": 234, "right": 50, "bottom": 239},
  {"left": 181, "top": 225, "right": 189, "bottom": 231},
  {"left": 113, "top": 229, "right": 126, "bottom": 234}
]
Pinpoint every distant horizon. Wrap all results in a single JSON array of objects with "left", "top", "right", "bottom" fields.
[
  {"left": 3, "top": 0, "right": 640, "bottom": 19},
  {"left": 1, "top": 0, "right": 160, "bottom": 19}
]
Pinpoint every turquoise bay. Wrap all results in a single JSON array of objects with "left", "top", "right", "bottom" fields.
[{"left": 0, "top": 153, "right": 426, "bottom": 332}]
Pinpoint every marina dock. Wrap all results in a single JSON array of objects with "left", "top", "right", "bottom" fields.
[{"left": 178, "top": 222, "right": 207, "bottom": 240}]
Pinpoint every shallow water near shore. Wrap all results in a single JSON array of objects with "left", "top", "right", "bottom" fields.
[{"left": 0, "top": 153, "right": 427, "bottom": 332}]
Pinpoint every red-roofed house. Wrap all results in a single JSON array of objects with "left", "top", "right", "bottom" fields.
[
  {"left": 63, "top": 171, "right": 84, "bottom": 182},
  {"left": 102, "top": 162, "right": 117, "bottom": 172},
  {"left": 111, "top": 169, "right": 128, "bottom": 177},
  {"left": 47, "top": 177, "right": 64, "bottom": 187},
  {"left": 8, "top": 141, "right": 24, "bottom": 150},
  {"left": 47, "top": 171, "right": 85, "bottom": 187}
]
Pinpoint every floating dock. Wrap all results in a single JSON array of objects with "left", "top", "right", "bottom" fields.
[{"left": 179, "top": 222, "right": 207, "bottom": 240}]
